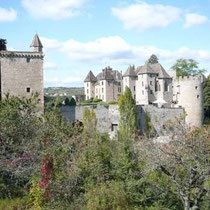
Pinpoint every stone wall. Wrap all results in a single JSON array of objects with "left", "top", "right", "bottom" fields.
[
  {"left": 60, "top": 104, "right": 184, "bottom": 137},
  {"left": 0, "top": 51, "right": 44, "bottom": 111},
  {"left": 138, "top": 105, "right": 184, "bottom": 135}
]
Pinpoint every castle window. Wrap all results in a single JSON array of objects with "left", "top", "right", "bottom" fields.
[
  {"left": 134, "top": 94, "right": 136, "bottom": 100},
  {"left": 26, "top": 57, "right": 30, "bottom": 63},
  {"left": 134, "top": 86, "right": 136, "bottom": 91},
  {"left": 150, "top": 81, "right": 153, "bottom": 86},
  {"left": 26, "top": 87, "right": 30, "bottom": 93},
  {"left": 164, "top": 81, "right": 168, "bottom": 92},
  {"left": 87, "top": 89, "right": 89, "bottom": 94},
  {"left": 111, "top": 124, "right": 118, "bottom": 132},
  {"left": 142, "top": 90, "right": 144, "bottom": 95},
  {"left": 155, "top": 82, "right": 158, "bottom": 92},
  {"left": 118, "top": 87, "right": 121, "bottom": 92},
  {"left": 197, "top": 95, "right": 200, "bottom": 99},
  {"left": 150, "top": 90, "right": 153, "bottom": 94},
  {"left": 102, "top": 81, "right": 104, "bottom": 85},
  {"left": 142, "top": 81, "right": 144, "bottom": 87},
  {"left": 195, "top": 86, "right": 198, "bottom": 89},
  {"left": 102, "top": 88, "right": 104, "bottom": 93}
]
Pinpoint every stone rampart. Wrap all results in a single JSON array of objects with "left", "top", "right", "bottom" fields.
[{"left": 60, "top": 104, "right": 184, "bottom": 136}]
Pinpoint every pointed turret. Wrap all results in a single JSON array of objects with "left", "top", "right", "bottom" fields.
[
  {"left": 123, "top": 65, "right": 136, "bottom": 77},
  {"left": 84, "top": 70, "right": 97, "bottom": 82},
  {"left": 30, "top": 34, "right": 43, "bottom": 53}
]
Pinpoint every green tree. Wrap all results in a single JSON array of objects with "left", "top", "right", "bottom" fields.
[
  {"left": 147, "top": 54, "right": 159, "bottom": 64},
  {"left": 118, "top": 87, "right": 137, "bottom": 137},
  {"left": 141, "top": 121, "right": 210, "bottom": 210},
  {"left": 0, "top": 39, "right": 7, "bottom": 51},
  {"left": 171, "top": 58, "right": 206, "bottom": 77},
  {"left": 82, "top": 108, "right": 97, "bottom": 137},
  {"left": 204, "top": 75, "right": 210, "bottom": 121}
]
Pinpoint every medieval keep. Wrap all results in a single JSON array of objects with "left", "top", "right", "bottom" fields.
[{"left": 0, "top": 34, "right": 44, "bottom": 111}]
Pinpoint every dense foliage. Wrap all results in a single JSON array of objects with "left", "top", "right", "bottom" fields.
[
  {"left": 171, "top": 59, "right": 206, "bottom": 77},
  {"left": 147, "top": 54, "right": 159, "bottom": 64},
  {"left": 0, "top": 39, "right": 7, "bottom": 51},
  {"left": 204, "top": 75, "right": 210, "bottom": 122},
  {"left": 0, "top": 95, "right": 209, "bottom": 210}
]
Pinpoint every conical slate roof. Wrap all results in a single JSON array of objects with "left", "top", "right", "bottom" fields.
[
  {"left": 123, "top": 65, "right": 136, "bottom": 77},
  {"left": 30, "top": 34, "right": 43, "bottom": 48},
  {"left": 84, "top": 70, "right": 97, "bottom": 82},
  {"left": 150, "top": 63, "right": 171, "bottom": 78}
]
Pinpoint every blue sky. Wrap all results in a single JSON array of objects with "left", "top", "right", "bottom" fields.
[{"left": 1, "top": 0, "right": 210, "bottom": 87}]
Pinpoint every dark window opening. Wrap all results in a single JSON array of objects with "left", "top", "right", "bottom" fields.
[
  {"left": 197, "top": 95, "right": 200, "bottom": 99},
  {"left": 195, "top": 86, "right": 198, "bottom": 89},
  {"left": 111, "top": 124, "right": 118, "bottom": 132},
  {"left": 134, "top": 86, "right": 136, "bottom": 91},
  {"left": 26, "top": 57, "right": 30, "bottom": 63},
  {"left": 26, "top": 87, "right": 30, "bottom": 93}
]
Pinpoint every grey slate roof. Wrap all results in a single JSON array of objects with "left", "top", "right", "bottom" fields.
[
  {"left": 136, "top": 64, "right": 156, "bottom": 75},
  {"left": 84, "top": 70, "right": 97, "bottom": 82},
  {"left": 150, "top": 63, "right": 171, "bottom": 78},
  {"left": 123, "top": 65, "right": 137, "bottom": 77},
  {"left": 30, "top": 34, "right": 43, "bottom": 48},
  {"left": 136, "top": 63, "right": 171, "bottom": 79},
  {"left": 96, "top": 66, "right": 122, "bottom": 81}
]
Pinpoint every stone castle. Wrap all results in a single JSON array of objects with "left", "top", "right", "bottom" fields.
[
  {"left": 0, "top": 34, "right": 44, "bottom": 111},
  {"left": 84, "top": 57, "right": 204, "bottom": 128}
]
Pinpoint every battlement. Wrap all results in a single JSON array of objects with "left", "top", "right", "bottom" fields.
[
  {"left": 0, "top": 51, "right": 44, "bottom": 59},
  {"left": 173, "top": 75, "right": 204, "bottom": 83}
]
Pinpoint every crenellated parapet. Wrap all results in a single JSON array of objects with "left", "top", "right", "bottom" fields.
[
  {"left": 0, "top": 51, "right": 44, "bottom": 59},
  {"left": 173, "top": 75, "right": 204, "bottom": 83}
]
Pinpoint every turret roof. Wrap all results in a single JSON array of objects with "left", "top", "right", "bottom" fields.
[
  {"left": 123, "top": 65, "right": 136, "bottom": 77},
  {"left": 30, "top": 34, "right": 43, "bottom": 48},
  {"left": 84, "top": 70, "right": 97, "bottom": 82},
  {"left": 150, "top": 63, "right": 171, "bottom": 78},
  {"left": 136, "top": 63, "right": 171, "bottom": 79},
  {"left": 136, "top": 64, "right": 156, "bottom": 74},
  {"left": 96, "top": 66, "right": 122, "bottom": 81}
]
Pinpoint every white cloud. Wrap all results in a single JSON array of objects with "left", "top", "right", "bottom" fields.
[
  {"left": 41, "top": 36, "right": 210, "bottom": 65},
  {"left": 112, "top": 2, "right": 182, "bottom": 30},
  {"left": 21, "top": 0, "right": 86, "bottom": 20},
  {"left": 44, "top": 61, "right": 58, "bottom": 70},
  {"left": 184, "top": 13, "right": 208, "bottom": 28},
  {"left": 0, "top": 8, "right": 17, "bottom": 22}
]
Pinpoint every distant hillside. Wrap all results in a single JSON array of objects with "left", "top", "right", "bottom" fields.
[{"left": 44, "top": 87, "right": 84, "bottom": 97}]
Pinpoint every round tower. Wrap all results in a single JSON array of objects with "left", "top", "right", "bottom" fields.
[{"left": 173, "top": 75, "right": 204, "bottom": 127}]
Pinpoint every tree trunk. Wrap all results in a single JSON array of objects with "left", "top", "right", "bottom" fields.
[{"left": 184, "top": 197, "right": 190, "bottom": 210}]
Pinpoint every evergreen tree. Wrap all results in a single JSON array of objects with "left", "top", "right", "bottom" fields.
[
  {"left": 118, "top": 87, "right": 137, "bottom": 137},
  {"left": 147, "top": 54, "right": 159, "bottom": 64},
  {"left": 0, "top": 39, "right": 7, "bottom": 51}
]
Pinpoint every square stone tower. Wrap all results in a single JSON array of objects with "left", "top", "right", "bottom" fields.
[{"left": 0, "top": 34, "right": 44, "bottom": 111}]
